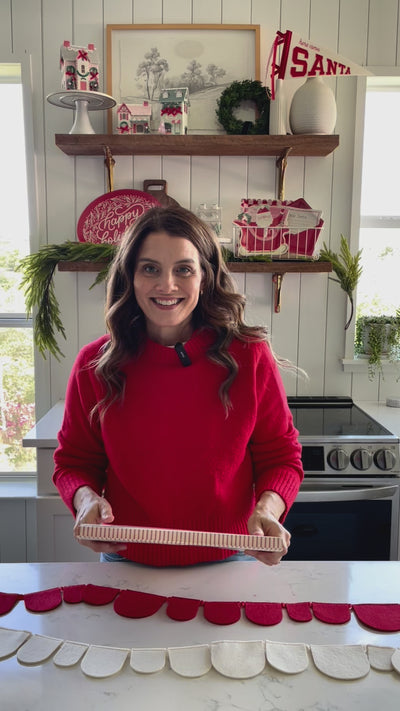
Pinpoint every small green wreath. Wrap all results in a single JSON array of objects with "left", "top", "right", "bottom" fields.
[{"left": 216, "top": 79, "right": 270, "bottom": 135}]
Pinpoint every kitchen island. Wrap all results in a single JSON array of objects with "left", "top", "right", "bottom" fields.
[{"left": 0, "top": 560, "right": 399, "bottom": 710}]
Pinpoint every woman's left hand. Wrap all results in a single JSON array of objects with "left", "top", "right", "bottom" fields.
[{"left": 246, "top": 491, "right": 290, "bottom": 566}]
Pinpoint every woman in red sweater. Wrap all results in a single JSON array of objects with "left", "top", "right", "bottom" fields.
[{"left": 53, "top": 206, "right": 303, "bottom": 566}]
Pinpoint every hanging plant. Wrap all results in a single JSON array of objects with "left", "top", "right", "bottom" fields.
[
  {"left": 355, "top": 313, "right": 400, "bottom": 380},
  {"left": 319, "top": 235, "right": 363, "bottom": 330},
  {"left": 17, "top": 241, "right": 117, "bottom": 360},
  {"left": 216, "top": 79, "right": 271, "bottom": 135}
]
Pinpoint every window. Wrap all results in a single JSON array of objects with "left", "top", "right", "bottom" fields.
[
  {"left": 0, "top": 63, "right": 36, "bottom": 474},
  {"left": 357, "top": 76, "right": 400, "bottom": 317}
]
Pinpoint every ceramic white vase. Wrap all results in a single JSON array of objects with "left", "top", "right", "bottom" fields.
[{"left": 289, "top": 76, "right": 337, "bottom": 135}]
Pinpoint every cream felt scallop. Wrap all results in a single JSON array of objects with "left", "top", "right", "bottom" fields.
[
  {"left": 130, "top": 647, "right": 166, "bottom": 674},
  {"left": 265, "top": 641, "right": 309, "bottom": 674},
  {"left": 390, "top": 648, "right": 400, "bottom": 674},
  {"left": 367, "top": 645, "right": 396, "bottom": 671},
  {"left": 210, "top": 640, "right": 266, "bottom": 679},
  {"left": 80, "top": 645, "right": 129, "bottom": 678},
  {"left": 168, "top": 644, "right": 212, "bottom": 677},
  {"left": 53, "top": 641, "right": 89, "bottom": 667},
  {"left": 17, "top": 634, "right": 63, "bottom": 665},
  {"left": 0, "top": 627, "right": 31, "bottom": 660},
  {"left": 310, "top": 644, "right": 370, "bottom": 680}
]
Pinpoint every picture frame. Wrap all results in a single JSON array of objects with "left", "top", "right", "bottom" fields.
[{"left": 106, "top": 24, "right": 260, "bottom": 135}]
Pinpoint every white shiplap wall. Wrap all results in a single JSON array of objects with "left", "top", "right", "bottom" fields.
[{"left": 2, "top": 0, "right": 400, "bottom": 417}]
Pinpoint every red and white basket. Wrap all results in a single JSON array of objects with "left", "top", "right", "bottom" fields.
[{"left": 233, "top": 198, "right": 324, "bottom": 259}]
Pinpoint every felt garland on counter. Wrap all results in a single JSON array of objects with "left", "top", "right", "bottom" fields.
[
  {"left": 1, "top": 625, "right": 400, "bottom": 681},
  {"left": 1, "top": 586, "right": 400, "bottom": 632}
]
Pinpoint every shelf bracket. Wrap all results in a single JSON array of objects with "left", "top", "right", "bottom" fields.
[
  {"left": 276, "top": 146, "right": 292, "bottom": 201},
  {"left": 103, "top": 145, "right": 115, "bottom": 193},
  {"left": 272, "top": 273, "right": 284, "bottom": 313}
]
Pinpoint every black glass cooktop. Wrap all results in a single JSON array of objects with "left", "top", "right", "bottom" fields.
[{"left": 287, "top": 396, "right": 394, "bottom": 438}]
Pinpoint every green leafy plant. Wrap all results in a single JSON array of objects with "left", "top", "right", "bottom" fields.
[
  {"left": 319, "top": 235, "right": 363, "bottom": 329},
  {"left": 355, "top": 313, "right": 400, "bottom": 380},
  {"left": 17, "top": 241, "right": 117, "bottom": 360}
]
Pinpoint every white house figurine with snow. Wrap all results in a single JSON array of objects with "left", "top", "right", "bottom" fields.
[
  {"left": 60, "top": 41, "right": 99, "bottom": 92},
  {"left": 159, "top": 88, "right": 189, "bottom": 134},
  {"left": 116, "top": 102, "right": 152, "bottom": 134}
]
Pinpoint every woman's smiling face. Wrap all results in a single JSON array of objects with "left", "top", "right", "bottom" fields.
[{"left": 133, "top": 230, "right": 203, "bottom": 345}]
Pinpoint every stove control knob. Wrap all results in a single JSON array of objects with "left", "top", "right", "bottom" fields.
[
  {"left": 374, "top": 448, "right": 396, "bottom": 471},
  {"left": 327, "top": 448, "right": 349, "bottom": 471},
  {"left": 350, "top": 448, "right": 372, "bottom": 470}
]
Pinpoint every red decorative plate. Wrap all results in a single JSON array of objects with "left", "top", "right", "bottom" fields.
[{"left": 77, "top": 189, "right": 161, "bottom": 244}]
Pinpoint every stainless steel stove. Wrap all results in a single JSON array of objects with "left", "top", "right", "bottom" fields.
[
  {"left": 284, "top": 397, "right": 400, "bottom": 561},
  {"left": 288, "top": 396, "right": 400, "bottom": 477}
]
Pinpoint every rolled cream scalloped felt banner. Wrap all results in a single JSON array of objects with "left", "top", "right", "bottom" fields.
[
  {"left": 2, "top": 586, "right": 400, "bottom": 632},
  {"left": 1, "top": 626, "right": 400, "bottom": 681}
]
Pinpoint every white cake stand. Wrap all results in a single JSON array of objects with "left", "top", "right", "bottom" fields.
[{"left": 46, "top": 90, "right": 116, "bottom": 134}]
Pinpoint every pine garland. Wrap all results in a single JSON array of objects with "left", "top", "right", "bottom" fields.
[
  {"left": 17, "top": 241, "right": 117, "bottom": 360},
  {"left": 216, "top": 80, "right": 270, "bottom": 135}
]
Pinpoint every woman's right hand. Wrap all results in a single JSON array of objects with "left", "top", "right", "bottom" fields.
[{"left": 73, "top": 486, "right": 128, "bottom": 554}]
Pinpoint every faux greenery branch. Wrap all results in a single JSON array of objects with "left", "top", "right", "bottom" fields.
[
  {"left": 18, "top": 239, "right": 341, "bottom": 361},
  {"left": 18, "top": 242, "right": 277, "bottom": 361},
  {"left": 18, "top": 241, "right": 117, "bottom": 360},
  {"left": 319, "top": 235, "right": 363, "bottom": 330}
]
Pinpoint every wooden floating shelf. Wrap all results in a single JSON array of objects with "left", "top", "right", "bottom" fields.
[
  {"left": 57, "top": 260, "right": 333, "bottom": 274},
  {"left": 55, "top": 133, "right": 339, "bottom": 158},
  {"left": 58, "top": 258, "right": 332, "bottom": 313},
  {"left": 227, "top": 261, "right": 332, "bottom": 274}
]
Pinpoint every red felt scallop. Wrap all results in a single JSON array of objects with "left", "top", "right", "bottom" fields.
[
  {"left": 0, "top": 592, "right": 23, "bottom": 615},
  {"left": 203, "top": 601, "right": 242, "bottom": 625},
  {"left": 62, "top": 585, "right": 86, "bottom": 604},
  {"left": 312, "top": 602, "right": 351, "bottom": 624},
  {"left": 166, "top": 596, "right": 202, "bottom": 621},
  {"left": 114, "top": 590, "right": 167, "bottom": 618},
  {"left": 24, "top": 587, "right": 63, "bottom": 613},
  {"left": 352, "top": 604, "right": 400, "bottom": 632},
  {"left": 285, "top": 602, "right": 313, "bottom": 622},
  {"left": 82, "top": 584, "right": 120, "bottom": 606},
  {"left": 244, "top": 602, "right": 283, "bottom": 626}
]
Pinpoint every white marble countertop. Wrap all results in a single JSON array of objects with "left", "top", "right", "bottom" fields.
[
  {"left": 23, "top": 400, "right": 64, "bottom": 448},
  {"left": 23, "top": 399, "right": 400, "bottom": 449},
  {"left": 355, "top": 400, "right": 400, "bottom": 437},
  {"left": 1, "top": 560, "right": 400, "bottom": 710}
]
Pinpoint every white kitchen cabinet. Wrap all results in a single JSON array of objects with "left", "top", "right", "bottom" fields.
[
  {"left": 24, "top": 402, "right": 97, "bottom": 562},
  {"left": 35, "top": 496, "right": 98, "bottom": 562},
  {"left": 0, "top": 499, "right": 32, "bottom": 563}
]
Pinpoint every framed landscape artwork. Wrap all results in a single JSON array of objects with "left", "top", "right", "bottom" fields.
[{"left": 106, "top": 24, "right": 260, "bottom": 134}]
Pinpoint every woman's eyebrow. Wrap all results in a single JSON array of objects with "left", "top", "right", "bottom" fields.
[{"left": 137, "top": 257, "right": 197, "bottom": 264}]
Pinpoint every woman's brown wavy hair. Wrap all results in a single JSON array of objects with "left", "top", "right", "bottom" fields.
[{"left": 93, "top": 205, "right": 269, "bottom": 417}]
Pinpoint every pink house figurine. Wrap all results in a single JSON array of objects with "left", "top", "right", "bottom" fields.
[
  {"left": 159, "top": 88, "right": 189, "bottom": 134},
  {"left": 60, "top": 40, "right": 99, "bottom": 92},
  {"left": 116, "top": 102, "right": 152, "bottom": 134}
]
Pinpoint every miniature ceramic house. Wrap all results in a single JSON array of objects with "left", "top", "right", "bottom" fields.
[
  {"left": 60, "top": 40, "right": 99, "bottom": 92},
  {"left": 116, "top": 102, "right": 152, "bottom": 134},
  {"left": 159, "top": 87, "right": 189, "bottom": 135}
]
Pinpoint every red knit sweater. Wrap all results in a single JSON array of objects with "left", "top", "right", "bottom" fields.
[{"left": 53, "top": 329, "right": 303, "bottom": 566}]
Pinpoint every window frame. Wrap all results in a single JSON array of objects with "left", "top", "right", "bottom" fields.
[
  {"left": 344, "top": 68, "right": 400, "bottom": 365},
  {"left": 0, "top": 54, "right": 39, "bottom": 478}
]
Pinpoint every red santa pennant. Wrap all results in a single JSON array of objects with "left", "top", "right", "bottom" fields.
[{"left": 267, "top": 29, "right": 372, "bottom": 99}]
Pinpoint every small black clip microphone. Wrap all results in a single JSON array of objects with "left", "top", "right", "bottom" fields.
[{"left": 174, "top": 342, "right": 192, "bottom": 367}]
